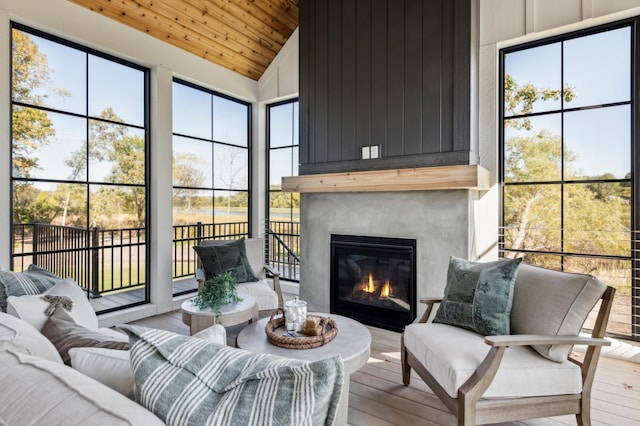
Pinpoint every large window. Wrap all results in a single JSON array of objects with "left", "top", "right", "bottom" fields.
[
  {"left": 171, "top": 79, "right": 251, "bottom": 292},
  {"left": 267, "top": 99, "right": 300, "bottom": 281},
  {"left": 500, "top": 22, "right": 636, "bottom": 339},
  {"left": 10, "top": 23, "right": 149, "bottom": 312}
]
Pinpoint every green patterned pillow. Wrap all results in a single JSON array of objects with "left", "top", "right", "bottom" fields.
[
  {"left": 433, "top": 257, "right": 522, "bottom": 336},
  {"left": 0, "top": 265, "right": 61, "bottom": 312},
  {"left": 193, "top": 239, "right": 258, "bottom": 283},
  {"left": 120, "top": 325, "right": 344, "bottom": 426}
]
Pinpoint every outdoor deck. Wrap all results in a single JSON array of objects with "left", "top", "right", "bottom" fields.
[{"left": 130, "top": 310, "right": 640, "bottom": 426}]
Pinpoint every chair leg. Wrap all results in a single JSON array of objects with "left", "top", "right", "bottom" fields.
[
  {"left": 400, "top": 333, "right": 411, "bottom": 386},
  {"left": 576, "top": 395, "right": 591, "bottom": 426}
]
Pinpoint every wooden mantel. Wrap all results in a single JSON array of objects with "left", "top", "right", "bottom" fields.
[{"left": 281, "top": 165, "right": 490, "bottom": 193}]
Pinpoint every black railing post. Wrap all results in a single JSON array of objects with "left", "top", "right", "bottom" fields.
[
  {"left": 32, "top": 223, "right": 39, "bottom": 266},
  {"left": 90, "top": 227, "right": 101, "bottom": 298},
  {"left": 196, "top": 222, "right": 203, "bottom": 245}
]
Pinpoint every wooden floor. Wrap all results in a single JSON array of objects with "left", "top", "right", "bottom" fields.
[{"left": 130, "top": 310, "right": 640, "bottom": 426}]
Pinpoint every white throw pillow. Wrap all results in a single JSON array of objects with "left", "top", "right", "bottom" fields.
[
  {"left": 0, "top": 312, "right": 63, "bottom": 363},
  {"left": 69, "top": 347, "right": 134, "bottom": 399},
  {"left": 7, "top": 277, "right": 98, "bottom": 331}
]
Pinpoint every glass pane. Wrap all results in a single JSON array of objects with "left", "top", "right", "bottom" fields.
[
  {"left": 89, "top": 121, "right": 146, "bottom": 184},
  {"left": 293, "top": 101, "right": 299, "bottom": 145},
  {"left": 12, "top": 29, "right": 87, "bottom": 114},
  {"left": 214, "top": 190, "right": 248, "bottom": 223},
  {"left": 214, "top": 144, "right": 248, "bottom": 190},
  {"left": 563, "top": 183, "right": 630, "bottom": 256},
  {"left": 13, "top": 108, "right": 86, "bottom": 181},
  {"left": 173, "top": 82, "right": 211, "bottom": 139},
  {"left": 89, "top": 56, "right": 145, "bottom": 127},
  {"left": 292, "top": 146, "right": 299, "bottom": 176},
  {"left": 564, "top": 27, "right": 631, "bottom": 108},
  {"left": 173, "top": 136, "right": 212, "bottom": 188},
  {"left": 503, "top": 184, "right": 561, "bottom": 252},
  {"left": 564, "top": 106, "right": 630, "bottom": 180},
  {"left": 504, "top": 114, "right": 562, "bottom": 183},
  {"left": 212, "top": 96, "right": 248, "bottom": 147},
  {"left": 173, "top": 189, "right": 213, "bottom": 224},
  {"left": 270, "top": 147, "right": 293, "bottom": 188},
  {"left": 270, "top": 102, "right": 294, "bottom": 148},
  {"left": 90, "top": 184, "right": 145, "bottom": 228},
  {"left": 503, "top": 43, "right": 562, "bottom": 116},
  {"left": 270, "top": 191, "right": 292, "bottom": 215},
  {"left": 13, "top": 181, "right": 87, "bottom": 226},
  {"left": 563, "top": 257, "right": 630, "bottom": 336}
]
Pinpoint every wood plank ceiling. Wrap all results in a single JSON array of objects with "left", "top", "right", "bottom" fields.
[{"left": 67, "top": 0, "right": 299, "bottom": 81}]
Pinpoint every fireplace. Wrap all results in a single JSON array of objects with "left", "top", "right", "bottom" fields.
[{"left": 330, "top": 234, "right": 416, "bottom": 332}]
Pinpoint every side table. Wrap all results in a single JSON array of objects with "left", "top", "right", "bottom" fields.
[{"left": 181, "top": 293, "right": 258, "bottom": 335}]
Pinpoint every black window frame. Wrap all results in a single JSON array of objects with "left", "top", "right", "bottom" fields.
[{"left": 499, "top": 18, "right": 639, "bottom": 340}]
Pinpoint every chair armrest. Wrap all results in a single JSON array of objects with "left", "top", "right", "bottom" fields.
[
  {"left": 263, "top": 264, "right": 280, "bottom": 277},
  {"left": 414, "top": 297, "right": 443, "bottom": 323},
  {"left": 418, "top": 297, "right": 443, "bottom": 305},
  {"left": 485, "top": 334, "right": 611, "bottom": 347},
  {"left": 263, "top": 265, "right": 284, "bottom": 309}
]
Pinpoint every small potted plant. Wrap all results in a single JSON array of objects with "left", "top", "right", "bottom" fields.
[{"left": 193, "top": 271, "right": 242, "bottom": 315}]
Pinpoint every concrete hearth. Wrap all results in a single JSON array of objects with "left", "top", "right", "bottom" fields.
[{"left": 299, "top": 190, "right": 480, "bottom": 318}]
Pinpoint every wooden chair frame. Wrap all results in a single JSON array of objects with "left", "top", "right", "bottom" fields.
[{"left": 401, "top": 286, "right": 615, "bottom": 426}]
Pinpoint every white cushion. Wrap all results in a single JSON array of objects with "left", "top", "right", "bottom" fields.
[
  {"left": 238, "top": 280, "right": 278, "bottom": 310},
  {"left": 0, "top": 348, "right": 164, "bottom": 425},
  {"left": 69, "top": 347, "right": 134, "bottom": 399},
  {"left": 7, "top": 277, "right": 98, "bottom": 331},
  {"left": 404, "top": 323, "right": 582, "bottom": 398},
  {"left": 0, "top": 312, "right": 63, "bottom": 363}
]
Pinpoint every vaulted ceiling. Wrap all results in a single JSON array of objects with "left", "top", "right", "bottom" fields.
[{"left": 67, "top": 0, "right": 299, "bottom": 81}]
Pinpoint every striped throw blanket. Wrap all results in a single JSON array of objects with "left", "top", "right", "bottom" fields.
[{"left": 120, "top": 325, "right": 344, "bottom": 426}]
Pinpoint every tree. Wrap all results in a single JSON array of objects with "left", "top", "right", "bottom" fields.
[
  {"left": 173, "top": 153, "right": 205, "bottom": 210},
  {"left": 89, "top": 108, "right": 146, "bottom": 228},
  {"left": 11, "top": 30, "right": 57, "bottom": 223}
]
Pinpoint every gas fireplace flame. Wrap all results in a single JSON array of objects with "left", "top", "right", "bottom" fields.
[
  {"left": 380, "top": 281, "right": 391, "bottom": 299},
  {"left": 367, "top": 273, "right": 375, "bottom": 293}
]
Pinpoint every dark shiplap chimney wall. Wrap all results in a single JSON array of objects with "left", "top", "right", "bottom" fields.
[{"left": 299, "top": 0, "right": 472, "bottom": 175}]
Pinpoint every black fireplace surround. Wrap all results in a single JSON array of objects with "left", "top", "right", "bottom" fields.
[{"left": 330, "top": 234, "right": 416, "bottom": 332}]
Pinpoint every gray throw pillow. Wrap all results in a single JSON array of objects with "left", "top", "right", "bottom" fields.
[
  {"left": 41, "top": 307, "right": 129, "bottom": 365},
  {"left": 0, "top": 264, "right": 61, "bottom": 312},
  {"left": 193, "top": 239, "right": 258, "bottom": 283},
  {"left": 433, "top": 256, "right": 522, "bottom": 336}
]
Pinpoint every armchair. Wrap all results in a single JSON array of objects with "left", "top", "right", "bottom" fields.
[
  {"left": 401, "top": 262, "right": 615, "bottom": 426},
  {"left": 195, "top": 238, "right": 284, "bottom": 317}
]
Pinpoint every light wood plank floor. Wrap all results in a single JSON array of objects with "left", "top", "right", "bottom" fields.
[{"left": 130, "top": 311, "right": 640, "bottom": 426}]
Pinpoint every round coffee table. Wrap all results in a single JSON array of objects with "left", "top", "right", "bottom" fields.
[
  {"left": 236, "top": 312, "right": 371, "bottom": 425},
  {"left": 181, "top": 293, "right": 258, "bottom": 335}
]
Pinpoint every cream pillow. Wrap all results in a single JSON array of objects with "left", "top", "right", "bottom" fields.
[
  {"left": 69, "top": 347, "right": 134, "bottom": 399},
  {"left": 7, "top": 277, "right": 98, "bottom": 331},
  {"left": 0, "top": 312, "right": 63, "bottom": 363}
]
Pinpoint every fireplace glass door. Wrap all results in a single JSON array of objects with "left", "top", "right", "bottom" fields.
[{"left": 330, "top": 234, "right": 416, "bottom": 332}]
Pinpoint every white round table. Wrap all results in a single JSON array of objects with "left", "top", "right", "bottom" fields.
[
  {"left": 181, "top": 293, "right": 258, "bottom": 335},
  {"left": 236, "top": 313, "right": 371, "bottom": 425}
]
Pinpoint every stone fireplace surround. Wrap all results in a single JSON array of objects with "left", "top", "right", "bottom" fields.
[{"left": 298, "top": 189, "right": 480, "bottom": 319}]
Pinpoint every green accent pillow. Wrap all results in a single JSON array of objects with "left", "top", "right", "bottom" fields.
[
  {"left": 433, "top": 256, "right": 522, "bottom": 336},
  {"left": 193, "top": 239, "right": 259, "bottom": 283}
]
